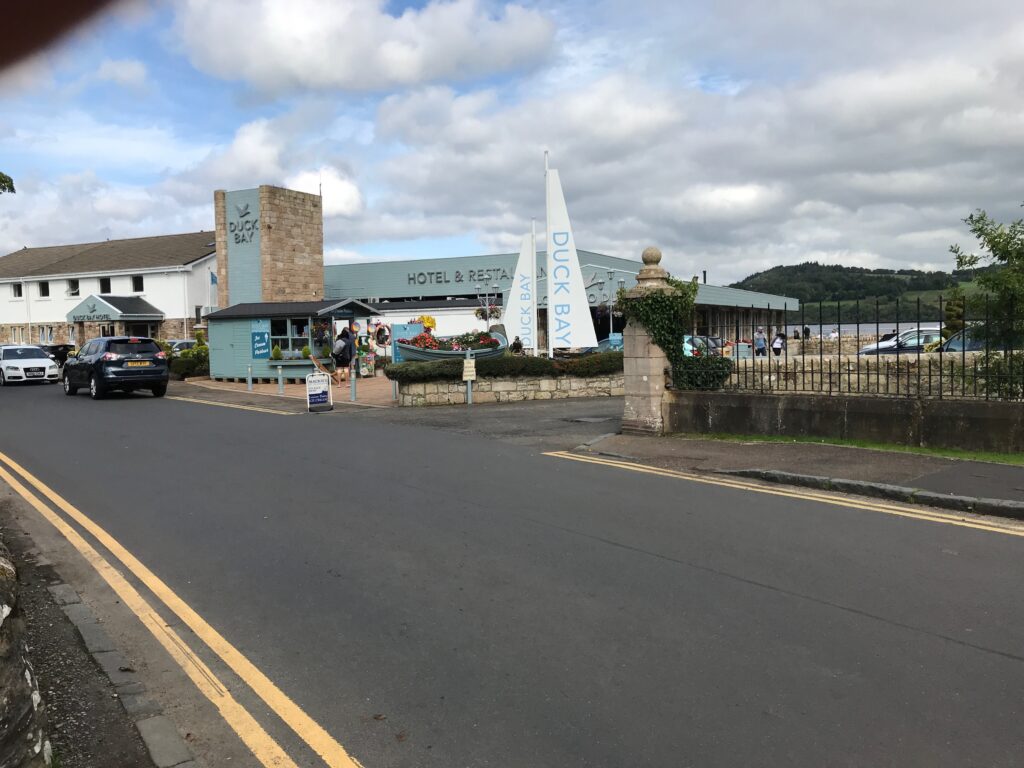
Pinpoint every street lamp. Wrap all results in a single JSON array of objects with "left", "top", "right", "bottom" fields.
[{"left": 607, "top": 270, "right": 616, "bottom": 336}]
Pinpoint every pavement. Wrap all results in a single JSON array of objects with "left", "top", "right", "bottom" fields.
[{"left": 2, "top": 381, "right": 1023, "bottom": 767}]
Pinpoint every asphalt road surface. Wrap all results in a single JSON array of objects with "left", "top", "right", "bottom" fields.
[{"left": 2, "top": 383, "right": 1022, "bottom": 767}]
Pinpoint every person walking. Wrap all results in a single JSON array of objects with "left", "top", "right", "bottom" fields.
[
  {"left": 333, "top": 329, "right": 352, "bottom": 381},
  {"left": 754, "top": 327, "right": 768, "bottom": 356},
  {"left": 772, "top": 331, "right": 785, "bottom": 357}
]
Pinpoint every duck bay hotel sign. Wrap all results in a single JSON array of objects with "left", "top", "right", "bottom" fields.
[{"left": 69, "top": 298, "right": 115, "bottom": 322}]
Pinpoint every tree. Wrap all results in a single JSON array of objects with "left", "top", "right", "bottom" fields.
[
  {"left": 950, "top": 203, "right": 1024, "bottom": 345},
  {"left": 0, "top": 172, "right": 13, "bottom": 194}
]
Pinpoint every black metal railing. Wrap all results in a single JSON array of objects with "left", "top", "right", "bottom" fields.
[{"left": 708, "top": 296, "right": 1024, "bottom": 401}]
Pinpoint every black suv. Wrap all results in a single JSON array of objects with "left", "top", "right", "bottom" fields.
[{"left": 63, "top": 337, "right": 169, "bottom": 399}]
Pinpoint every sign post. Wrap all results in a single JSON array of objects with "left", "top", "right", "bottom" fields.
[
  {"left": 463, "top": 352, "right": 476, "bottom": 405},
  {"left": 306, "top": 372, "right": 333, "bottom": 413}
]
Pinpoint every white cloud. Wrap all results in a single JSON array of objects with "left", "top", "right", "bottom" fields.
[
  {"left": 95, "top": 58, "right": 148, "bottom": 89},
  {"left": 285, "top": 167, "right": 363, "bottom": 217},
  {"left": 324, "top": 247, "right": 366, "bottom": 265},
  {"left": 174, "top": 0, "right": 555, "bottom": 92}
]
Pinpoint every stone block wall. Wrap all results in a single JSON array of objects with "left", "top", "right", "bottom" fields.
[
  {"left": 0, "top": 540, "right": 51, "bottom": 767},
  {"left": 622, "top": 319, "right": 668, "bottom": 434},
  {"left": 259, "top": 186, "right": 324, "bottom": 302},
  {"left": 398, "top": 373, "right": 625, "bottom": 406},
  {"left": 728, "top": 352, "right": 985, "bottom": 398},
  {"left": 214, "top": 190, "right": 229, "bottom": 309}
]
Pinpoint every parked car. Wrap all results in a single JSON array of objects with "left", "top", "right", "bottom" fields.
[
  {"left": 0, "top": 345, "right": 59, "bottom": 385},
  {"left": 860, "top": 327, "right": 943, "bottom": 355},
  {"left": 683, "top": 335, "right": 709, "bottom": 357},
  {"left": 938, "top": 326, "right": 1024, "bottom": 353},
  {"left": 41, "top": 343, "right": 77, "bottom": 366},
  {"left": 62, "top": 337, "right": 169, "bottom": 399},
  {"left": 859, "top": 325, "right": 941, "bottom": 355},
  {"left": 691, "top": 335, "right": 724, "bottom": 356},
  {"left": 168, "top": 339, "right": 197, "bottom": 354}
]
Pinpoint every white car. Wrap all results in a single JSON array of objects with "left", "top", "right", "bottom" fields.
[
  {"left": 0, "top": 345, "right": 60, "bottom": 385},
  {"left": 859, "top": 325, "right": 941, "bottom": 355}
]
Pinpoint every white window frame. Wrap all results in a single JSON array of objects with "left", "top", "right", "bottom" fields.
[
  {"left": 68, "top": 278, "right": 80, "bottom": 297},
  {"left": 38, "top": 280, "right": 49, "bottom": 299},
  {"left": 11, "top": 283, "right": 22, "bottom": 299},
  {"left": 131, "top": 274, "right": 144, "bottom": 293}
]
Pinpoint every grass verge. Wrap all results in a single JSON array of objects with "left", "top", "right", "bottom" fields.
[{"left": 675, "top": 432, "right": 1024, "bottom": 466}]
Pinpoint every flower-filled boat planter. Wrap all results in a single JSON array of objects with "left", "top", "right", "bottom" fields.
[{"left": 395, "top": 331, "right": 508, "bottom": 361}]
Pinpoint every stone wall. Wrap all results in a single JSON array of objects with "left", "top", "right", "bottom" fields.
[
  {"left": 728, "top": 352, "right": 985, "bottom": 398},
  {"left": 398, "top": 373, "right": 625, "bottom": 406},
  {"left": 259, "top": 186, "right": 324, "bottom": 302},
  {"left": 214, "top": 190, "right": 229, "bottom": 309},
  {"left": 663, "top": 390, "right": 1024, "bottom": 452},
  {"left": 0, "top": 540, "right": 50, "bottom": 767}
]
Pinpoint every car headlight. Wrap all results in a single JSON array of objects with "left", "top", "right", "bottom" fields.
[{"left": 4, "top": 365, "right": 18, "bottom": 371}]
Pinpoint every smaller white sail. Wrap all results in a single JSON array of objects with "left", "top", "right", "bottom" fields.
[{"left": 501, "top": 234, "right": 536, "bottom": 351}]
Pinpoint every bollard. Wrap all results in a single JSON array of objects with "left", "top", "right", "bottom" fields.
[
  {"left": 246, "top": 365, "right": 253, "bottom": 392},
  {"left": 392, "top": 380, "right": 398, "bottom": 401},
  {"left": 350, "top": 363, "right": 357, "bottom": 402},
  {"left": 277, "top": 366, "right": 284, "bottom": 394},
  {"left": 465, "top": 350, "right": 473, "bottom": 405}
]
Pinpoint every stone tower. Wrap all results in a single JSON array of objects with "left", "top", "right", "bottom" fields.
[{"left": 214, "top": 185, "right": 324, "bottom": 308}]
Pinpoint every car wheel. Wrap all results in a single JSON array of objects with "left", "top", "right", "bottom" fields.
[
  {"left": 0, "top": 371, "right": 5, "bottom": 387},
  {"left": 63, "top": 376, "right": 78, "bottom": 396},
  {"left": 151, "top": 384, "right": 167, "bottom": 398},
  {"left": 89, "top": 374, "right": 105, "bottom": 400}
]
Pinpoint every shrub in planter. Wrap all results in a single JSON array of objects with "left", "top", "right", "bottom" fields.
[
  {"left": 301, "top": 345, "right": 312, "bottom": 359},
  {"left": 557, "top": 352, "right": 623, "bottom": 377},
  {"left": 385, "top": 351, "right": 624, "bottom": 383},
  {"left": 671, "top": 356, "right": 733, "bottom": 390},
  {"left": 270, "top": 345, "right": 283, "bottom": 360}
]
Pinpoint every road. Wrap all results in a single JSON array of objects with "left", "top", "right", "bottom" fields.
[{"left": 1, "top": 382, "right": 1023, "bottom": 767}]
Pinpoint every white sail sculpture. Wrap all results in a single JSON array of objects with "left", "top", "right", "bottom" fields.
[
  {"left": 545, "top": 160, "right": 598, "bottom": 354},
  {"left": 500, "top": 228, "right": 539, "bottom": 354}
]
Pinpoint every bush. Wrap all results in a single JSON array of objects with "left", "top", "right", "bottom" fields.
[
  {"left": 301, "top": 345, "right": 311, "bottom": 359},
  {"left": 558, "top": 352, "right": 623, "bottom": 377},
  {"left": 384, "top": 351, "right": 623, "bottom": 383},
  {"left": 271, "top": 345, "right": 283, "bottom": 361},
  {"left": 170, "top": 344, "right": 209, "bottom": 379},
  {"left": 671, "top": 356, "right": 733, "bottom": 390},
  {"left": 976, "top": 352, "right": 1024, "bottom": 400}
]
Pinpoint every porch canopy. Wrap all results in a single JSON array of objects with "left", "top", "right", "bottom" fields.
[
  {"left": 66, "top": 295, "right": 165, "bottom": 323},
  {"left": 204, "top": 298, "right": 378, "bottom": 321}
]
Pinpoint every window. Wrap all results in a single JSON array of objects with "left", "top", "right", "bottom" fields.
[
  {"left": 99, "top": 277, "right": 111, "bottom": 293},
  {"left": 131, "top": 274, "right": 144, "bottom": 293},
  {"left": 101, "top": 324, "right": 116, "bottom": 336},
  {"left": 69, "top": 325, "right": 76, "bottom": 344},
  {"left": 12, "top": 283, "right": 22, "bottom": 299},
  {"left": 68, "top": 278, "right": 79, "bottom": 297},
  {"left": 38, "top": 281, "right": 49, "bottom": 298},
  {"left": 109, "top": 339, "right": 160, "bottom": 355},
  {"left": 270, "top": 317, "right": 310, "bottom": 351}
]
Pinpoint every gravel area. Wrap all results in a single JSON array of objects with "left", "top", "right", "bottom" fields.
[{"left": 1, "top": 509, "right": 155, "bottom": 768}]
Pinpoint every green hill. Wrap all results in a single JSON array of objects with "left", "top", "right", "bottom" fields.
[{"left": 730, "top": 262, "right": 985, "bottom": 323}]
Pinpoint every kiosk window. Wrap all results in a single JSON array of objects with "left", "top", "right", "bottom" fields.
[{"left": 270, "top": 317, "right": 310, "bottom": 351}]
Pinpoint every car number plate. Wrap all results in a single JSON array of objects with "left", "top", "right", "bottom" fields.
[
  {"left": 26, "top": 371, "right": 43, "bottom": 377},
  {"left": 125, "top": 361, "right": 150, "bottom": 367}
]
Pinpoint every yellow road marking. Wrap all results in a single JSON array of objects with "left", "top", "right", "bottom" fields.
[
  {"left": 0, "top": 452, "right": 364, "bottom": 768},
  {"left": 0, "top": 464, "right": 297, "bottom": 768},
  {"left": 165, "top": 396, "right": 298, "bottom": 415},
  {"left": 544, "top": 451, "right": 1024, "bottom": 538}
]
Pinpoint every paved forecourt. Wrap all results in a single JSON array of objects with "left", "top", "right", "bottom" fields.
[{"left": 0, "top": 382, "right": 1022, "bottom": 767}]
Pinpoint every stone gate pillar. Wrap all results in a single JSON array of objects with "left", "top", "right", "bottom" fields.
[{"left": 622, "top": 246, "right": 674, "bottom": 435}]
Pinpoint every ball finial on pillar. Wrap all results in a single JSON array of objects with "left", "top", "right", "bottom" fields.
[{"left": 641, "top": 246, "right": 662, "bottom": 267}]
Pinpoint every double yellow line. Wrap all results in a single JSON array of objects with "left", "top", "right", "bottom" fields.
[
  {"left": 545, "top": 451, "right": 1024, "bottom": 538},
  {"left": 0, "top": 451, "right": 362, "bottom": 768}
]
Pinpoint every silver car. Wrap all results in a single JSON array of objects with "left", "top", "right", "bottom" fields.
[{"left": 859, "top": 325, "right": 941, "bottom": 355}]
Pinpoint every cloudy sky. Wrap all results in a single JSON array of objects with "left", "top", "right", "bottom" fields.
[{"left": 1, "top": 0, "right": 1023, "bottom": 284}]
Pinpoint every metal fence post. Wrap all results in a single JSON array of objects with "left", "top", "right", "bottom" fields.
[
  {"left": 277, "top": 366, "right": 284, "bottom": 394},
  {"left": 350, "top": 363, "right": 357, "bottom": 402},
  {"left": 247, "top": 365, "right": 253, "bottom": 392}
]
